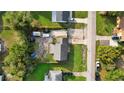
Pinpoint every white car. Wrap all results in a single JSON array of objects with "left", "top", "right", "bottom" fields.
[
  {"left": 32, "top": 31, "right": 41, "bottom": 37},
  {"left": 96, "top": 61, "right": 101, "bottom": 71}
]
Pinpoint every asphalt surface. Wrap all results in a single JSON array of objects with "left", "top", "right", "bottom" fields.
[{"left": 87, "top": 11, "right": 96, "bottom": 81}]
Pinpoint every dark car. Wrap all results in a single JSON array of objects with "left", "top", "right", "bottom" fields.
[
  {"left": 112, "top": 36, "right": 119, "bottom": 40},
  {"left": 95, "top": 71, "right": 101, "bottom": 81}
]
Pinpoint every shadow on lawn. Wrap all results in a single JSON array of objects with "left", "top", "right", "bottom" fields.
[{"left": 31, "top": 11, "right": 51, "bottom": 21}]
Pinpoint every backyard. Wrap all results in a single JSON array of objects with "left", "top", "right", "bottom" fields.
[{"left": 26, "top": 44, "right": 86, "bottom": 81}]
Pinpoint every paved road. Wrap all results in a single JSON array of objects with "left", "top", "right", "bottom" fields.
[{"left": 87, "top": 11, "right": 96, "bottom": 81}]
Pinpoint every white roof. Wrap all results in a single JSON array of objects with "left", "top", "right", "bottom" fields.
[
  {"left": 51, "top": 30, "right": 67, "bottom": 38},
  {"left": 49, "top": 70, "right": 62, "bottom": 81}
]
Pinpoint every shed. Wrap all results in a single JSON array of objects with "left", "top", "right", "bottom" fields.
[{"left": 44, "top": 70, "right": 62, "bottom": 81}]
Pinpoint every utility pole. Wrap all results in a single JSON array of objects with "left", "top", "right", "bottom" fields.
[{"left": 87, "top": 11, "right": 96, "bottom": 81}]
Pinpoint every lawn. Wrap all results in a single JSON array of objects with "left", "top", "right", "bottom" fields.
[
  {"left": 68, "top": 44, "right": 83, "bottom": 71},
  {"left": 72, "top": 11, "right": 88, "bottom": 18},
  {"left": 96, "top": 12, "right": 116, "bottom": 36},
  {"left": 26, "top": 44, "right": 86, "bottom": 81},
  {"left": 63, "top": 75, "right": 86, "bottom": 81},
  {"left": 26, "top": 63, "right": 51, "bottom": 81}
]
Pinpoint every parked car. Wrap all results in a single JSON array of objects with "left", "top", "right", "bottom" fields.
[
  {"left": 95, "top": 71, "right": 100, "bottom": 81},
  {"left": 96, "top": 61, "right": 101, "bottom": 71},
  {"left": 112, "top": 35, "right": 119, "bottom": 40},
  {"left": 31, "top": 52, "right": 37, "bottom": 59},
  {"left": 32, "top": 31, "right": 41, "bottom": 37}
]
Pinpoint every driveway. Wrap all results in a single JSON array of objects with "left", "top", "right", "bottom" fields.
[
  {"left": 68, "top": 28, "right": 87, "bottom": 44},
  {"left": 71, "top": 18, "right": 88, "bottom": 24}
]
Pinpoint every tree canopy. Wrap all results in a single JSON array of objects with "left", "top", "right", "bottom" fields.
[
  {"left": 105, "top": 69, "right": 124, "bottom": 80},
  {"left": 3, "top": 12, "right": 33, "bottom": 31},
  {"left": 3, "top": 43, "right": 29, "bottom": 80},
  {"left": 97, "top": 46, "right": 122, "bottom": 65}
]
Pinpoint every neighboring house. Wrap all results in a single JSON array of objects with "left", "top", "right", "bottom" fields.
[
  {"left": 50, "top": 38, "right": 68, "bottom": 61},
  {"left": 112, "top": 17, "right": 124, "bottom": 42},
  {"left": 44, "top": 70, "right": 62, "bottom": 81},
  {"left": 52, "top": 11, "right": 72, "bottom": 22}
]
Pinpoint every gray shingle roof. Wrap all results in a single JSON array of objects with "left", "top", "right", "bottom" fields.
[
  {"left": 52, "top": 11, "right": 72, "bottom": 22},
  {"left": 50, "top": 38, "right": 68, "bottom": 61}
]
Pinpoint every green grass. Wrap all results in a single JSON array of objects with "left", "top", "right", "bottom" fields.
[
  {"left": 68, "top": 44, "right": 83, "bottom": 71},
  {"left": 96, "top": 12, "right": 116, "bottom": 36},
  {"left": 73, "top": 11, "right": 88, "bottom": 18},
  {"left": 64, "top": 75, "right": 86, "bottom": 81},
  {"left": 26, "top": 63, "right": 51, "bottom": 81}
]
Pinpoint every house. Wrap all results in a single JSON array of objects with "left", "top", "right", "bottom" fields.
[
  {"left": 112, "top": 17, "right": 124, "bottom": 41},
  {"left": 49, "top": 38, "right": 68, "bottom": 61},
  {"left": 44, "top": 70, "right": 62, "bottom": 81},
  {"left": 49, "top": 30, "right": 68, "bottom": 61},
  {"left": 51, "top": 30, "right": 67, "bottom": 38},
  {"left": 52, "top": 11, "right": 72, "bottom": 22}
]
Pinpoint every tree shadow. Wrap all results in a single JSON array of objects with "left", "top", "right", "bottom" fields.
[
  {"left": 31, "top": 11, "right": 51, "bottom": 20},
  {"left": 0, "top": 12, "right": 5, "bottom": 32}
]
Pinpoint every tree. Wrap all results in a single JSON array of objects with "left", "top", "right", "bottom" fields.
[
  {"left": 3, "top": 43, "right": 29, "bottom": 80},
  {"left": 3, "top": 12, "right": 33, "bottom": 31},
  {"left": 107, "top": 11, "right": 124, "bottom": 17},
  {"left": 105, "top": 69, "right": 124, "bottom": 80},
  {"left": 97, "top": 46, "right": 122, "bottom": 66}
]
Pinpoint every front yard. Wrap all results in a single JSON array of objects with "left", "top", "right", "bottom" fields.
[{"left": 26, "top": 44, "right": 86, "bottom": 81}]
